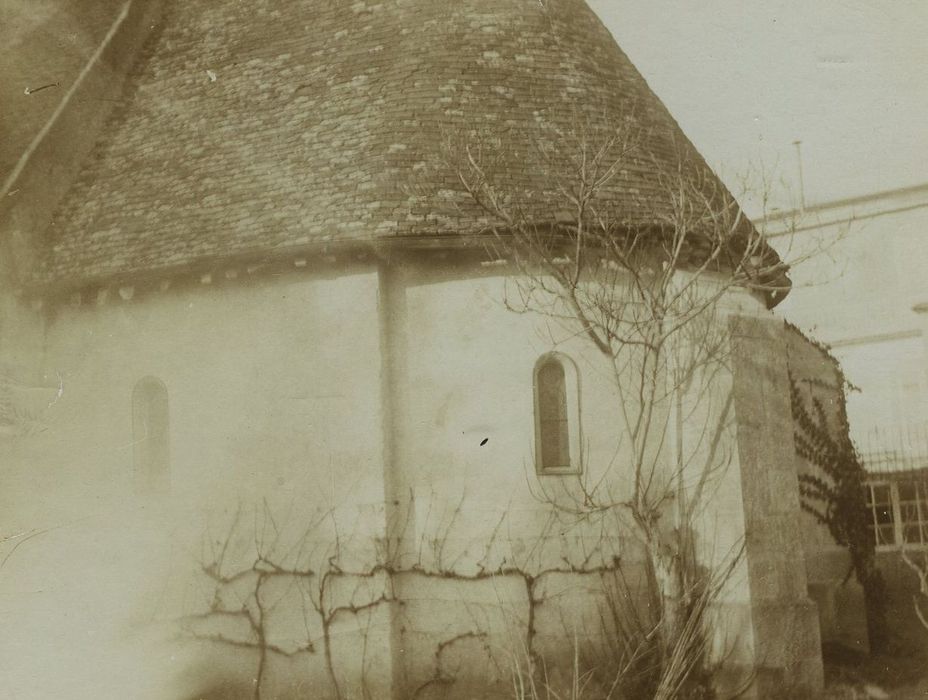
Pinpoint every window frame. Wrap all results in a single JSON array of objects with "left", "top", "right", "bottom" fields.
[
  {"left": 532, "top": 352, "right": 582, "bottom": 475},
  {"left": 866, "top": 478, "right": 928, "bottom": 550}
]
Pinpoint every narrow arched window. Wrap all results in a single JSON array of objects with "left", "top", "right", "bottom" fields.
[
  {"left": 533, "top": 354, "right": 581, "bottom": 474},
  {"left": 133, "top": 377, "right": 170, "bottom": 492}
]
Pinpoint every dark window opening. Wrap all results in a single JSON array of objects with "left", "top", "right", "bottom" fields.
[{"left": 537, "top": 358, "right": 571, "bottom": 471}]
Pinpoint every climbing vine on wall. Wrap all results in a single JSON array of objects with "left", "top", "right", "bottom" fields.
[
  {"left": 789, "top": 365, "right": 887, "bottom": 651},
  {"left": 790, "top": 376, "right": 872, "bottom": 578}
]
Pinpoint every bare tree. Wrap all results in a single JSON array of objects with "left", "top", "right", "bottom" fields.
[{"left": 436, "top": 108, "right": 808, "bottom": 691}]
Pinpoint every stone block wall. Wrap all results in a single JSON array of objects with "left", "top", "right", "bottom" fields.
[
  {"left": 0, "top": 260, "right": 841, "bottom": 698},
  {"left": 716, "top": 315, "right": 825, "bottom": 697}
]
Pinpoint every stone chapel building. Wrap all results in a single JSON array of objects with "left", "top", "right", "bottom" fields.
[{"left": 0, "top": 1, "right": 834, "bottom": 698}]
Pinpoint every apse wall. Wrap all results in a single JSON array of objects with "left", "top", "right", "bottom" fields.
[
  {"left": 388, "top": 265, "right": 800, "bottom": 697},
  {"left": 0, "top": 266, "right": 394, "bottom": 699},
  {"left": 0, "top": 258, "right": 823, "bottom": 698},
  {"left": 37, "top": 266, "right": 385, "bottom": 504},
  {"left": 395, "top": 265, "right": 653, "bottom": 695},
  {"left": 401, "top": 265, "right": 641, "bottom": 547}
]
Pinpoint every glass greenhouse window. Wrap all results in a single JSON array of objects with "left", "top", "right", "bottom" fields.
[{"left": 866, "top": 479, "right": 928, "bottom": 547}]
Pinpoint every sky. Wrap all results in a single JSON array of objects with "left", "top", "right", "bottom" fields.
[{"left": 590, "top": 0, "right": 928, "bottom": 214}]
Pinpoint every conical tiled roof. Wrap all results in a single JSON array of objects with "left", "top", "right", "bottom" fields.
[{"left": 41, "top": 0, "right": 758, "bottom": 289}]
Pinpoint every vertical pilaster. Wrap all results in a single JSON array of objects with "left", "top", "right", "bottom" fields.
[
  {"left": 377, "top": 259, "right": 416, "bottom": 698},
  {"left": 726, "top": 314, "right": 824, "bottom": 697}
]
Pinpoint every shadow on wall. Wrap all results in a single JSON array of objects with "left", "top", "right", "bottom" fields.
[{"left": 876, "top": 550, "right": 928, "bottom": 651}]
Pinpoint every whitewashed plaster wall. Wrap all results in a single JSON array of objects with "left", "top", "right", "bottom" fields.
[{"left": 0, "top": 267, "right": 393, "bottom": 699}]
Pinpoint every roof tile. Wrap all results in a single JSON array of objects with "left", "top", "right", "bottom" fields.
[{"left": 42, "top": 0, "right": 732, "bottom": 287}]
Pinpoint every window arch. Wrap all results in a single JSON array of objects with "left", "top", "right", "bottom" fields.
[
  {"left": 132, "top": 377, "right": 170, "bottom": 492},
  {"left": 533, "top": 353, "right": 581, "bottom": 474}
]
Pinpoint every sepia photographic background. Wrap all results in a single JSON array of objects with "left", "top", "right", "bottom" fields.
[{"left": 1, "top": 1, "right": 927, "bottom": 698}]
